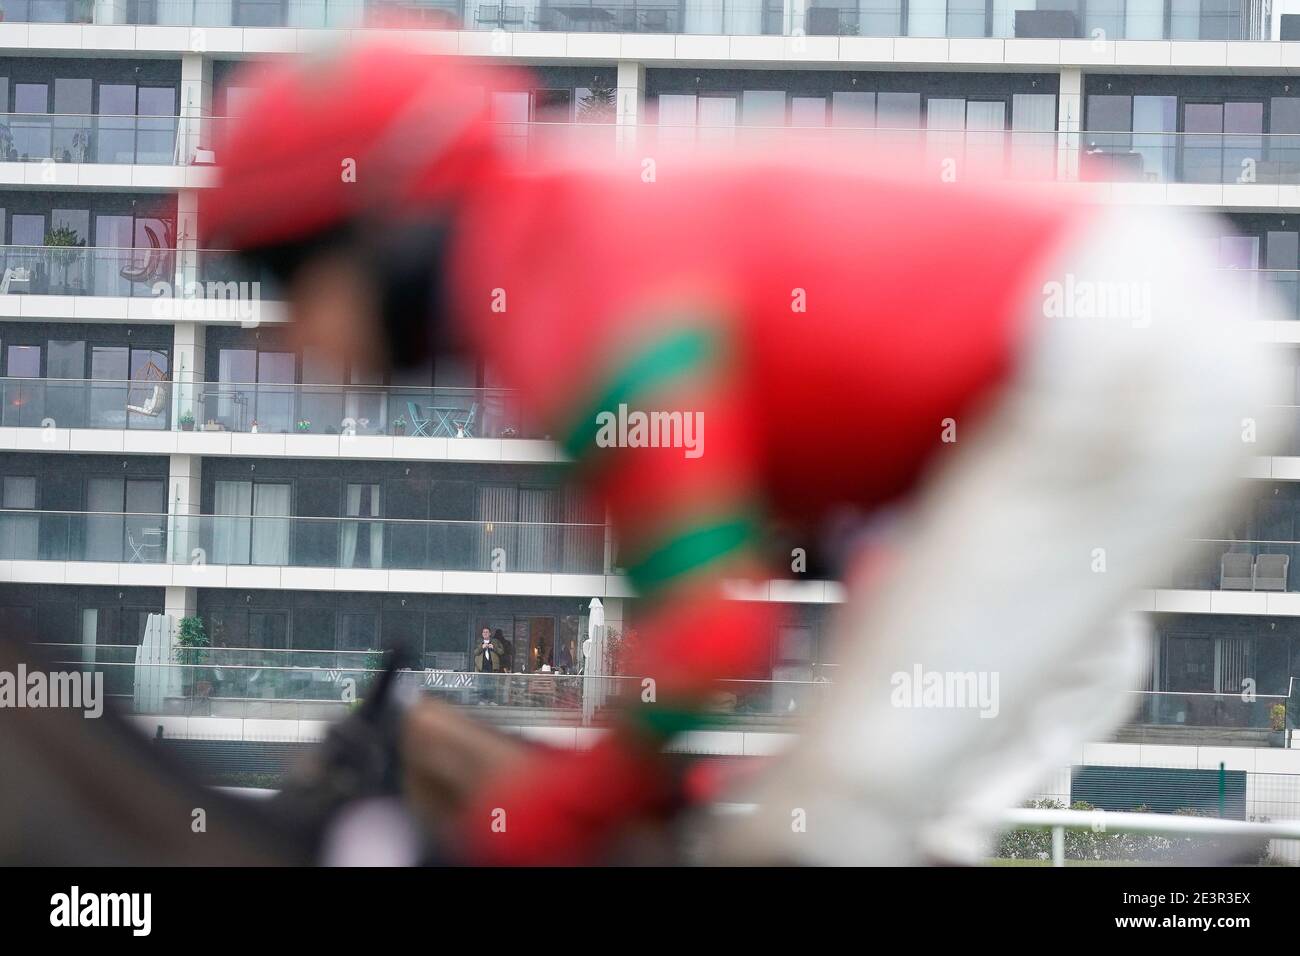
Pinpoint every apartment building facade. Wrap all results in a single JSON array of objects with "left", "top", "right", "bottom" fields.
[{"left": 0, "top": 1, "right": 1298, "bottom": 748}]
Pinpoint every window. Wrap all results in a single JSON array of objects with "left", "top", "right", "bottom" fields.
[
  {"left": 211, "top": 480, "right": 291, "bottom": 566},
  {"left": 84, "top": 476, "right": 165, "bottom": 562},
  {"left": 0, "top": 476, "right": 38, "bottom": 559},
  {"left": 13, "top": 83, "right": 50, "bottom": 160},
  {"left": 342, "top": 483, "right": 382, "bottom": 569},
  {"left": 791, "top": 97, "right": 827, "bottom": 128},
  {"left": 1011, "top": 92, "right": 1057, "bottom": 180}
]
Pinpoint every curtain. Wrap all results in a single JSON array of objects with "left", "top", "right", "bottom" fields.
[
  {"left": 907, "top": 0, "right": 946, "bottom": 36},
  {"left": 1011, "top": 93, "right": 1057, "bottom": 181},
  {"left": 342, "top": 484, "right": 382, "bottom": 569},
  {"left": 85, "top": 477, "right": 124, "bottom": 562},
  {"left": 658, "top": 95, "right": 698, "bottom": 149},
  {"left": 82, "top": 608, "right": 98, "bottom": 668},
  {"left": 727, "top": 0, "right": 764, "bottom": 36},
  {"left": 2, "top": 476, "right": 38, "bottom": 560},
  {"left": 518, "top": 488, "right": 553, "bottom": 572},
  {"left": 212, "top": 480, "right": 252, "bottom": 565},
  {"left": 697, "top": 97, "right": 737, "bottom": 148},
  {"left": 992, "top": 0, "right": 1034, "bottom": 38},
  {"left": 1125, "top": 0, "right": 1164, "bottom": 39},
  {"left": 252, "top": 483, "right": 290, "bottom": 566},
  {"left": 1132, "top": 95, "right": 1177, "bottom": 183},
  {"left": 926, "top": 98, "right": 966, "bottom": 176},
  {"left": 478, "top": 485, "right": 517, "bottom": 571},
  {"left": 684, "top": 0, "right": 724, "bottom": 34},
  {"left": 965, "top": 100, "right": 1006, "bottom": 179}
]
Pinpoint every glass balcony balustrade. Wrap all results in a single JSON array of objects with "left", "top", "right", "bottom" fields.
[
  {"left": 0, "top": 0, "right": 1271, "bottom": 40},
  {"left": 27, "top": 645, "right": 1291, "bottom": 745},
  {"left": 0, "top": 509, "right": 608, "bottom": 573},
  {"left": 0, "top": 245, "right": 257, "bottom": 298},
  {"left": 0, "top": 377, "right": 547, "bottom": 439},
  {"left": 0, "top": 113, "right": 180, "bottom": 165},
  {"left": 3, "top": 119, "right": 1300, "bottom": 186}
]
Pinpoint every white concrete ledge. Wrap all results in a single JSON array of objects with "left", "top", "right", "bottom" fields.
[
  {"left": 0, "top": 160, "right": 214, "bottom": 190},
  {"left": 0, "top": 296, "right": 288, "bottom": 325},
  {"left": 1, "top": 25, "right": 1298, "bottom": 74},
  {"left": 0, "top": 558, "right": 855, "bottom": 603},
  {"left": 0, "top": 425, "right": 570, "bottom": 462}
]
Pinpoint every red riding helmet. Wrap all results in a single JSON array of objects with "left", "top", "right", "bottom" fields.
[{"left": 200, "top": 44, "right": 520, "bottom": 255}]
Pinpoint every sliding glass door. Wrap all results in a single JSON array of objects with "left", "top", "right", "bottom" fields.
[{"left": 211, "top": 480, "right": 290, "bottom": 565}]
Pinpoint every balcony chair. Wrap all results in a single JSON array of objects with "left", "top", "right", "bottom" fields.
[
  {"left": 476, "top": 3, "right": 502, "bottom": 26},
  {"left": 0, "top": 266, "right": 32, "bottom": 294},
  {"left": 501, "top": 4, "right": 525, "bottom": 26},
  {"left": 405, "top": 401, "right": 435, "bottom": 437},
  {"left": 1220, "top": 551, "right": 1255, "bottom": 590},
  {"left": 126, "top": 383, "right": 168, "bottom": 418},
  {"left": 451, "top": 401, "right": 478, "bottom": 438},
  {"left": 126, "top": 529, "right": 154, "bottom": 564},
  {"left": 1255, "top": 553, "right": 1290, "bottom": 592}
]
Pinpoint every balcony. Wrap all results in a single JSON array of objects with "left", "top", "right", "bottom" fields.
[
  {"left": 0, "top": 112, "right": 180, "bottom": 166},
  {"left": 0, "top": 246, "right": 256, "bottom": 299},
  {"left": 0, "top": 509, "right": 609, "bottom": 574},
  {"left": 0, "top": 377, "right": 549, "bottom": 440},
  {"left": 31, "top": 642, "right": 1293, "bottom": 748},
  {"left": 0, "top": 0, "right": 1272, "bottom": 40}
]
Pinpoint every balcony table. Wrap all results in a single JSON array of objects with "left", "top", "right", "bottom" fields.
[{"left": 425, "top": 405, "right": 468, "bottom": 437}]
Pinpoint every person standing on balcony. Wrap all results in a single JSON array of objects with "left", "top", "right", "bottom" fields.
[
  {"left": 473, "top": 627, "right": 503, "bottom": 706},
  {"left": 201, "top": 44, "right": 1286, "bottom": 865}
]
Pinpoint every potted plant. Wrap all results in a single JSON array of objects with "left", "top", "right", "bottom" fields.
[
  {"left": 391, "top": 415, "right": 406, "bottom": 436},
  {"left": 501, "top": 424, "right": 518, "bottom": 438},
  {"left": 1270, "top": 702, "right": 1287, "bottom": 747},
  {"left": 44, "top": 224, "right": 86, "bottom": 293},
  {"left": 70, "top": 129, "right": 90, "bottom": 163},
  {"left": 178, "top": 410, "right": 195, "bottom": 431},
  {"left": 249, "top": 419, "right": 260, "bottom": 434},
  {"left": 295, "top": 418, "right": 312, "bottom": 433},
  {"left": 174, "top": 615, "right": 210, "bottom": 699}
]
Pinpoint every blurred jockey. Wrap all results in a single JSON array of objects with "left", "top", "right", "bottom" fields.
[{"left": 202, "top": 43, "right": 1283, "bottom": 865}]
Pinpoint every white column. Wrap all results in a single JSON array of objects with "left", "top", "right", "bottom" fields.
[
  {"left": 178, "top": 53, "right": 214, "bottom": 168},
  {"left": 168, "top": 453, "right": 203, "bottom": 567},
  {"left": 616, "top": 61, "right": 645, "bottom": 157},
  {"left": 164, "top": 584, "right": 197, "bottom": 622},
  {"left": 172, "top": 321, "right": 205, "bottom": 431},
  {"left": 1057, "top": 67, "right": 1082, "bottom": 182},
  {"left": 177, "top": 54, "right": 212, "bottom": 305}
]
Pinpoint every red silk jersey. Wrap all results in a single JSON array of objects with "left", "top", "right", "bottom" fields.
[{"left": 444, "top": 159, "right": 1091, "bottom": 865}]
